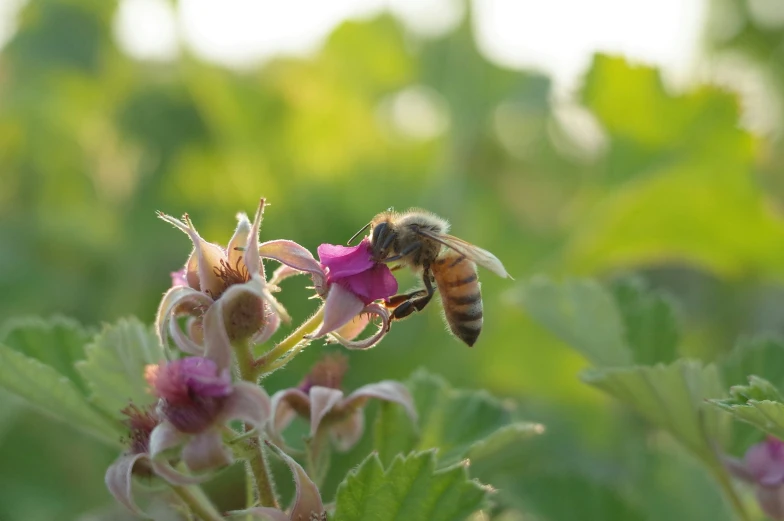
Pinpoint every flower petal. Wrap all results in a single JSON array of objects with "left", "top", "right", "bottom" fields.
[
  {"left": 105, "top": 453, "right": 150, "bottom": 517},
  {"left": 202, "top": 303, "right": 233, "bottom": 371},
  {"left": 338, "top": 263, "right": 398, "bottom": 304},
  {"left": 243, "top": 199, "right": 266, "bottom": 279},
  {"left": 317, "top": 241, "right": 374, "bottom": 278},
  {"left": 169, "top": 313, "right": 204, "bottom": 355},
  {"left": 171, "top": 268, "right": 188, "bottom": 288},
  {"left": 269, "top": 389, "right": 310, "bottom": 436},
  {"left": 309, "top": 386, "right": 345, "bottom": 438},
  {"left": 182, "top": 429, "right": 233, "bottom": 472},
  {"left": 329, "top": 302, "right": 390, "bottom": 350},
  {"left": 149, "top": 421, "right": 187, "bottom": 459},
  {"left": 228, "top": 212, "right": 252, "bottom": 269},
  {"left": 251, "top": 308, "right": 281, "bottom": 345},
  {"left": 746, "top": 438, "right": 784, "bottom": 486},
  {"left": 155, "top": 285, "right": 212, "bottom": 353},
  {"left": 343, "top": 380, "right": 418, "bottom": 424},
  {"left": 266, "top": 441, "right": 324, "bottom": 519},
  {"left": 334, "top": 313, "right": 371, "bottom": 341},
  {"left": 227, "top": 507, "right": 288, "bottom": 521},
  {"left": 310, "top": 284, "right": 365, "bottom": 338},
  {"left": 330, "top": 409, "right": 365, "bottom": 452},
  {"left": 218, "top": 381, "right": 272, "bottom": 429},
  {"left": 260, "top": 239, "right": 327, "bottom": 293},
  {"left": 757, "top": 485, "right": 784, "bottom": 520},
  {"left": 150, "top": 460, "right": 208, "bottom": 485}
]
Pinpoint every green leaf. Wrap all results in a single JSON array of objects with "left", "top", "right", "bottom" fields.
[
  {"left": 0, "top": 344, "right": 120, "bottom": 445},
  {"left": 583, "top": 360, "right": 729, "bottom": 464},
  {"left": 76, "top": 317, "right": 165, "bottom": 418},
  {"left": 720, "top": 336, "right": 784, "bottom": 389},
  {"left": 711, "top": 376, "right": 784, "bottom": 440},
  {"left": 374, "top": 370, "right": 536, "bottom": 469},
  {"left": 333, "top": 451, "right": 488, "bottom": 521},
  {"left": 611, "top": 277, "right": 679, "bottom": 365},
  {"left": 516, "top": 276, "right": 631, "bottom": 367},
  {"left": 0, "top": 316, "right": 92, "bottom": 393}
]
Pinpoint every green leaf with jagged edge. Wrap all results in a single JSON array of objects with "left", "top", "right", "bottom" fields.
[
  {"left": 0, "top": 316, "right": 92, "bottom": 394},
  {"left": 332, "top": 451, "right": 488, "bottom": 521},
  {"left": 76, "top": 317, "right": 165, "bottom": 418},
  {"left": 610, "top": 277, "right": 679, "bottom": 365},
  {"left": 582, "top": 359, "right": 729, "bottom": 465},
  {"left": 374, "top": 370, "right": 542, "bottom": 470},
  {"left": 720, "top": 336, "right": 784, "bottom": 389},
  {"left": 0, "top": 344, "right": 121, "bottom": 446},
  {"left": 710, "top": 376, "right": 784, "bottom": 440},
  {"left": 515, "top": 276, "right": 631, "bottom": 367}
]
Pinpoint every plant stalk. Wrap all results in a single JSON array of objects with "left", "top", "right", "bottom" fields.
[
  {"left": 172, "top": 485, "right": 224, "bottom": 521},
  {"left": 254, "top": 305, "right": 325, "bottom": 377}
]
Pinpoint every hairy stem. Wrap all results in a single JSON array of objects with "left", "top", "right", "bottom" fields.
[
  {"left": 711, "top": 462, "right": 750, "bottom": 521},
  {"left": 172, "top": 485, "right": 223, "bottom": 521},
  {"left": 254, "top": 305, "right": 325, "bottom": 377}
]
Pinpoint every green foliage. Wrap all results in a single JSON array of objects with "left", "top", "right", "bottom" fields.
[
  {"left": 76, "top": 317, "right": 164, "bottom": 417},
  {"left": 720, "top": 337, "right": 784, "bottom": 389},
  {"left": 332, "top": 451, "right": 488, "bottom": 521},
  {"left": 711, "top": 376, "right": 784, "bottom": 440}
]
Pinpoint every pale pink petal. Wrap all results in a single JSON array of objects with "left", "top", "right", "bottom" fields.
[
  {"left": 343, "top": 381, "right": 417, "bottom": 424},
  {"left": 149, "top": 421, "right": 187, "bottom": 459},
  {"left": 267, "top": 442, "right": 324, "bottom": 519},
  {"left": 169, "top": 314, "right": 204, "bottom": 355},
  {"left": 227, "top": 212, "right": 252, "bottom": 269},
  {"left": 244, "top": 199, "right": 266, "bottom": 279},
  {"left": 228, "top": 507, "right": 288, "bottom": 521},
  {"left": 270, "top": 389, "right": 310, "bottom": 435},
  {"left": 757, "top": 486, "right": 784, "bottom": 520},
  {"left": 251, "top": 308, "right": 281, "bottom": 345},
  {"left": 182, "top": 429, "right": 233, "bottom": 472},
  {"left": 329, "top": 303, "right": 390, "bottom": 350},
  {"left": 309, "top": 386, "right": 345, "bottom": 438},
  {"left": 202, "top": 303, "right": 233, "bottom": 372},
  {"left": 334, "top": 314, "right": 371, "bottom": 341},
  {"left": 268, "top": 264, "right": 303, "bottom": 287},
  {"left": 330, "top": 409, "right": 365, "bottom": 452},
  {"left": 155, "top": 285, "right": 212, "bottom": 351},
  {"left": 171, "top": 269, "right": 188, "bottom": 288},
  {"left": 105, "top": 453, "right": 149, "bottom": 516},
  {"left": 150, "top": 460, "right": 208, "bottom": 485},
  {"left": 218, "top": 382, "right": 272, "bottom": 429},
  {"left": 309, "top": 285, "right": 365, "bottom": 338},
  {"left": 259, "top": 239, "right": 327, "bottom": 293}
]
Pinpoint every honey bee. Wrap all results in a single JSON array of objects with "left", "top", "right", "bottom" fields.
[{"left": 349, "top": 209, "right": 510, "bottom": 346}]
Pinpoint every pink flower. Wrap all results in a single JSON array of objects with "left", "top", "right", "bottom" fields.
[
  {"left": 269, "top": 355, "right": 416, "bottom": 452},
  {"left": 726, "top": 437, "right": 784, "bottom": 519},
  {"left": 305, "top": 239, "right": 398, "bottom": 349}
]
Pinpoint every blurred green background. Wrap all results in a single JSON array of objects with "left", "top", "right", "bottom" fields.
[{"left": 2, "top": 0, "right": 784, "bottom": 519}]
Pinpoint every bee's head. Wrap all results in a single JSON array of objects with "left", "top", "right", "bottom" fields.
[{"left": 369, "top": 221, "right": 396, "bottom": 262}]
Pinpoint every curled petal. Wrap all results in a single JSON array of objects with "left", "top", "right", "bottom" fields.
[
  {"left": 260, "top": 239, "right": 327, "bottom": 293},
  {"left": 330, "top": 303, "right": 390, "bottom": 350},
  {"left": 334, "top": 313, "right": 371, "bottom": 341},
  {"left": 267, "top": 441, "right": 325, "bottom": 520},
  {"left": 330, "top": 409, "right": 365, "bottom": 452},
  {"left": 228, "top": 507, "right": 288, "bottom": 521},
  {"left": 343, "top": 381, "right": 418, "bottom": 425},
  {"left": 308, "top": 386, "right": 345, "bottom": 438},
  {"left": 244, "top": 199, "right": 266, "bottom": 279},
  {"left": 270, "top": 389, "right": 310, "bottom": 435},
  {"left": 182, "top": 429, "right": 233, "bottom": 472},
  {"left": 150, "top": 460, "right": 208, "bottom": 485},
  {"left": 268, "top": 264, "right": 303, "bottom": 287},
  {"left": 203, "top": 303, "right": 233, "bottom": 372},
  {"left": 169, "top": 313, "right": 204, "bottom": 355},
  {"left": 149, "top": 421, "right": 187, "bottom": 459},
  {"left": 219, "top": 382, "right": 272, "bottom": 429},
  {"left": 251, "top": 308, "right": 281, "bottom": 345},
  {"left": 228, "top": 212, "right": 252, "bottom": 269},
  {"left": 105, "top": 453, "right": 150, "bottom": 517},
  {"left": 155, "top": 286, "right": 212, "bottom": 352},
  {"left": 309, "top": 285, "right": 365, "bottom": 339}
]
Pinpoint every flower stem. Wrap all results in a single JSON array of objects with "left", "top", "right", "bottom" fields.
[
  {"left": 710, "top": 461, "right": 750, "bottom": 521},
  {"left": 171, "top": 485, "right": 223, "bottom": 521},
  {"left": 254, "top": 305, "right": 325, "bottom": 377}
]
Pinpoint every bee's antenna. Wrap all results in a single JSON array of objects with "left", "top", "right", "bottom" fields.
[{"left": 347, "top": 222, "right": 371, "bottom": 245}]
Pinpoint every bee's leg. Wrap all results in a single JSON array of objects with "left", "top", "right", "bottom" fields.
[
  {"left": 383, "top": 241, "right": 421, "bottom": 263},
  {"left": 391, "top": 267, "right": 435, "bottom": 320}
]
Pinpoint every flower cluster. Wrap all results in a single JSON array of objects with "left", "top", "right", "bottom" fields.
[{"left": 105, "top": 199, "right": 416, "bottom": 518}]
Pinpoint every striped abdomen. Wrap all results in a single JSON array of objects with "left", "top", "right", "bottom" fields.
[{"left": 432, "top": 250, "right": 483, "bottom": 346}]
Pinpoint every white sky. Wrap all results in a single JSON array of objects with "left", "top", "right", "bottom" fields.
[{"left": 108, "top": 0, "right": 708, "bottom": 94}]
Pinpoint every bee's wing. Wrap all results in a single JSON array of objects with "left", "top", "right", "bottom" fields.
[{"left": 415, "top": 229, "right": 511, "bottom": 279}]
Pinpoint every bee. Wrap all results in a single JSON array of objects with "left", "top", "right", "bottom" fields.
[{"left": 349, "top": 209, "right": 510, "bottom": 346}]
